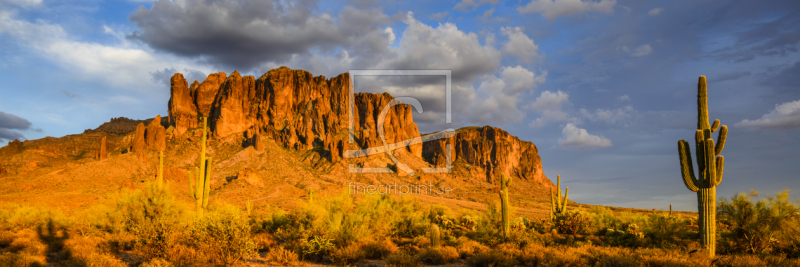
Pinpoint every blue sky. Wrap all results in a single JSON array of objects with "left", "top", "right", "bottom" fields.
[{"left": 1, "top": 0, "right": 799, "bottom": 211}]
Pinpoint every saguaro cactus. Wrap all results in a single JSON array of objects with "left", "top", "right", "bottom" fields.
[
  {"left": 430, "top": 224, "right": 440, "bottom": 248},
  {"left": 498, "top": 174, "right": 512, "bottom": 239},
  {"left": 550, "top": 175, "right": 569, "bottom": 221},
  {"left": 189, "top": 117, "right": 213, "bottom": 218},
  {"left": 677, "top": 76, "right": 727, "bottom": 257},
  {"left": 157, "top": 151, "right": 164, "bottom": 189}
]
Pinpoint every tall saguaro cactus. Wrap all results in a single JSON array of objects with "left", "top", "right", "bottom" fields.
[
  {"left": 677, "top": 76, "right": 727, "bottom": 257},
  {"left": 550, "top": 175, "right": 569, "bottom": 221},
  {"left": 189, "top": 117, "right": 213, "bottom": 218},
  {"left": 499, "top": 174, "right": 512, "bottom": 239}
]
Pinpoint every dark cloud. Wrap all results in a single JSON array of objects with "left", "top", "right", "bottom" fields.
[
  {"left": 0, "top": 111, "right": 32, "bottom": 142},
  {"left": 150, "top": 68, "right": 207, "bottom": 86},
  {"left": 0, "top": 128, "right": 25, "bottom": 141},
  {"left": 61, "top": 90, "right": 79, "bottom": 98},
  {"left": 129, "top": 0, "right": 392, "bottom": 71},
  {"left": 708, "top": 71, "right": 751, "bottom": 83},
  {"left": 765, "top": 61, "right": 800, "bottom": 93},
  {"left": 0, "top": 111, "right": 32, "bottom": 130},
  {"left": 709, "top": 9, "right": 800, "bottom": 63}
]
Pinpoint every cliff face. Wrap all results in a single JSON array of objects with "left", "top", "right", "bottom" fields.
[
  {"left": 168, "top": 66, "right": 422, "bottom": 162},
  {"left": 167, "top": 67, "right": 546, "bottom": 185},
  {"left": 423, "top": 126, "right": 550, "bottom": 186}
]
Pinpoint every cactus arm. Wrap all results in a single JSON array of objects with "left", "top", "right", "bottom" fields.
[
  {"left": 550, "top": 188, "right": 555, "bottom": 220},
  {"left": 562, "top": 187, "right": 569, "bottom": 212},
  {"left": 714, "top": 155, "right": 724, "bottom": 186},
  {"left": 195, "top": 167, "right": 201, "bottom": 200},
  {"left": 715, "top": 125, "right": 727, "bottom": 155},
  {"left": 705, "top": 138, "right": 717, "bottom": 188},
  {"left": 199, "top": 117, "right": 207, "bottom": 196},
  {"left": 678, "top": 140, "right": 700, "bottom": 192},
  {"left": 203, "top": 157, "right": 213, "bottom": 208},
  {"left": 711, "top": 119, "right": 720, "bottom": 132}
]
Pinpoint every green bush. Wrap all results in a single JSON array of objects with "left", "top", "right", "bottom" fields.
[
  {"left": 191, "top": 203, "right": 256, "bottom": 266},
  {"left": 718, "top": 189, "right": 800, "bottom": 254},
  {"left": 554, "top": 211, "right": 592, "bottom": 235}
]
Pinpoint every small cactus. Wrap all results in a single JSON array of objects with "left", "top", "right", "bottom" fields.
[
  {"left": 498, "top": 174, "right": 512, "bottom": 239},
  {"left": 157, "top": 151, "right": 164, "bottom": 189},
  {"left": 189, "top": 117, "right": 213, "bottom": 218},
  {"left": 430, "top": 224, "right": 440, "bottom": 248},
  {"left": 550, "top": 175, "right": 569, "bottom": 221},
  {"left": 669, "top": 204, "right": 673, "bottom": 217},
  {"left": 246, "top": 197, "right": 252, "bottom": 216}
]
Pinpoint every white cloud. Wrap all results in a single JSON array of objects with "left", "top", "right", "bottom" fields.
[
  {"left": 526, "top": 90, "right": 577, "bottom": 128},
  {"left": 429, "top": 12, "right": 448, "bottom": 20},
  {"left": 0, "top": 10, "right": 208, "bottom": 93},
  {"left": 735, "top": 99, "right": 800, "bottom": 129},
  {"left": 526, "top": 90, "right": 569, "bottom": 110},
  {"left": 454, "top": 0, "right": 499, "bottom": 11},
  {"left": 581, "top": 106, "right": 635, "bottom": 125},
  {"left": 619, "top": 94, "right": 630, "bottom": 101},
  {"left": 501, "top": 65, "right": 546, "bottom": 95},
  {"left": 648, "top": 8, "right": 662, "bottom": 15},
  {"left": 2, "top": 0, "right": 41, "bottom": 8},
  {"left": 500, "top": 26, "right": 539, "bottom": 63},
  {"left": 517, "top": 0, "right": 617, "bottom": 21},
  {"left": 632, "top": 44, "right": 652, "bottom": 57},
  {"left": 558, "top": 123, "right": 612, "bottom": 149}
]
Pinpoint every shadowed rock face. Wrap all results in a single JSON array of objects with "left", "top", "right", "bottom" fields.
[{"left": 422, "top": 126, "right": 550, "bottom": 185}]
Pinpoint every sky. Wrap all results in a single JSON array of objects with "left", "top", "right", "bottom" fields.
[{"left": 0, "top": 0, "right": 799, "bottom": 211}]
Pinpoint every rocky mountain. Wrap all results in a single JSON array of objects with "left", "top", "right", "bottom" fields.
[
  {"left": 0, "top": 66, "right": 555, "bottom": 216},
  {"left": 423, "top": 126, "right": 550, "bottom": 187}
]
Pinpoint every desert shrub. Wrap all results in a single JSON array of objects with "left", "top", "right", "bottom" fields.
[
  {"left": 0, "top": 252, "right": 45, "bottom": 267},
  {"left": 718, "top": 189, "right": 800, "bottom": 254},
  {"left": 601, "top": 223, "right": 646, "bottom": 247},
  {"left": 138, "top": 258, "right": 174, "bottom": 267},
  {"left": 644, "top": 213, "right": 691, "bottom": 248},
  {"left": 191, "top": 203, "right": 256, "bottom": 266},
  {"left": 112, "top": 182, "right": 182, "bottom": 259},
  {"left": 588, "top": 206, "right": 621, "bottom": 231},
  {"left": 467, "top": 247, "right": 518, "bottom": 267},
  {"left": 301, "top": 235, "right": 335, "bottom": 261},
  {"left": 361, "top": 238, "right": 398, "bottom": 259},
  {"left": 59, "top": 235, "right": 126, "bottom": 267},
  {"left": 385, "top": 251, "right": 421, "bottom": 267},
  {"left": 419, "top": 246, "right": 459, "bottom": 265},
  {"left": 265, "top": 246, "right": 300, "bottom": 266},
  {"left": 7, "top": 229, "right": 47, "bottom": 257},
  {"left": 455, "top": 239, "right": 488, "bottom": 258},
  {"left": 475, "top": 201, "right": 502, "bottom": 240},
  {"left": 583, "top": 246, "right": 638, "bottom": 267},
  {"left": 329, "top": 243, "right": 366, "bottom": 266},
  {"left": 554, "top": 211, "right": 592, "bottom": 235},
  {"left": 252, "top": 232, "right": 276, "bottom": 251},
  {"left": 0, "top": 231, "right": 14, "bottom": 248}
]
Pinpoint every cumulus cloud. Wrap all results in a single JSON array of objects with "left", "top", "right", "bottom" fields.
[
  {"left": 526, "top": 90, "right": 575, "bottom": 128},
  {"left": 580, "top": 106, "right": 635, "bottom": 125},
  {"left": 618, "top": 94, "right": 630, "bottom": 101},
  {"left": 0, "top": 111, "right": 33, "bottom": 141},
  {"left": 150, "top": 67, "right": 207, "bottom": 86},
  {"left": 648, "top": 8, "right": 661, "bottom": 15},
  {"left": 501, "top": 65, "right": 546, "bottom": 95},
  {"left": 735, "top": 99, "right": 800, "bottom": 129},
  {"left": 517, "top": 0, "right": 617, "bottom": 21},
  {"left": 631, "top": 44, "right": 652, "bottom": 57},
  {"left": 558, "top": 123, "right": 612, "bottom": 149},
  {"left": 454, "top": 0, "right": 499, "bottom": 11},
  {"left": 0, "top": 10, "right": 205, "bottom": 92},
  {"left": 128, "top": 0, "right": 393, "bottom": 71},
  {"left": 500, "top": 27, "right": 539, "bottom": 63},
  {"left": 429, "top": 11, "right": 448, "bottom": 20}
]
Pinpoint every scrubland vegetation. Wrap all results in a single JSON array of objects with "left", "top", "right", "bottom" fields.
[{"left": 0, "top": 181, "right": 799, "bottom": 267}]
